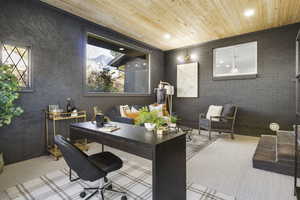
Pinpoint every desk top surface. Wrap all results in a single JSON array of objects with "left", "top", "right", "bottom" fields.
[{"left": 70, "top": 121, "right": 186, "bottom": 146}]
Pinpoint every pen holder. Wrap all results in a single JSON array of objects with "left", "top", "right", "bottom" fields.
[{"left": 96, "top": 114, "right": 105, "bottom": 128}]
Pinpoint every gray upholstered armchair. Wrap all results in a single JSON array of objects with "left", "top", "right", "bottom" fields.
[{"left": 198, "top": 104, "right": 238, "bottom": 140}]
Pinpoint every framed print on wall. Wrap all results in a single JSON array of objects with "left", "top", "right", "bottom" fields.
[{"left": 177, "top": 62, "right": 198, "bottom": 97}]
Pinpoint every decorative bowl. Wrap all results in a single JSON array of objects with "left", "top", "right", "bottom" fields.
[
  {"left": 169, "top": 123, "right": 177, "bottom": 128},
  {"left": 144, "top": 123, "right": 156, "bottom": 131}
]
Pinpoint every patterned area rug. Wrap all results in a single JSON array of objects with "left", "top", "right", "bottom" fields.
[
  {"left": 5, "top": 160, "right": 234, "bottom": 200},
  {"left": 186, "top": 130, "right": 218, "bottom": 161}
]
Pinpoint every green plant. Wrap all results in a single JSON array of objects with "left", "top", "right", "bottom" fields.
[
  {"left": 170, "top": 115, "right": 178, "bottom": 123},
  {"left": 136, "top": 107, "right": 166, "bottom": 128},
  {"left": 0, "top": 65, "right": 24, "bottom": 127},
  {"left": 87, "top": 70, "right": 119, "bottom": 92}
]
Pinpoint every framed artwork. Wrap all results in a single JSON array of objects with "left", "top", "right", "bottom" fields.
[{"left": 177, "top": 62, "right": 198, "bottom": 97}]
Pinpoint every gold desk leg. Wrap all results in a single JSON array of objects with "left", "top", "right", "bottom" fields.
[
  {"left": 84, "top": 114, "right": 88, "bottom": 151},
  {"left": 45, "top": 112, "right": 49, "bottom": 151},
  {"left": 53, "top": 120, "right": 59, "bottom": 161}
]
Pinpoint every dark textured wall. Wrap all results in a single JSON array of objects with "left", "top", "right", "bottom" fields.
[
  {"left": 0, "top": 0, "right": 164, "bottom": 164},
  {"left": 165, "top": 24, "right": 298, "bottom": 136}
]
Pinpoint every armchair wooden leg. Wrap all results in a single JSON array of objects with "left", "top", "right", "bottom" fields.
[{"left": 231, "top": 133, "right": 235, "bottom": 139}]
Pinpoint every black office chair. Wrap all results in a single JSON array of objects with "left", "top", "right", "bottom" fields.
[{"left": 54, "top": 135, "right": 127, "bottom": 200}]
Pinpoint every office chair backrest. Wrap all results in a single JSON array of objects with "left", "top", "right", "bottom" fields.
[{"left": 54, "top": 135, "right": 106, "bottom": 181}]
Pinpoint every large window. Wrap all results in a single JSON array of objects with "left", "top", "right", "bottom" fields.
[
  {"left": 1, "top": 42, "right": 31, "bottom": 90},
  {"left": 213, "top": 41, "right": 257, "bottom": 79},
  {"left": 85, "top": 33, "right": 150, "bottom": 95}
]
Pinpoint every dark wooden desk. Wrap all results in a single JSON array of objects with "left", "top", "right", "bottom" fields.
[{"left": 70, "top": 121, "right": 186, "bottom": 200}]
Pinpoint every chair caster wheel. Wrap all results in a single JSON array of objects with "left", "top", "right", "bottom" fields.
[
  {"left": 104, "top": 177, "right": 108, "bottom": 182},
  {"left": 107, "top": 184, "right": 112, "bottom": 190},
  {"left": 80, "top": 191, "right": 86, "bottom": 198},
  {"left": 121, "top": 196, "right": 127, "bottom": 200}
]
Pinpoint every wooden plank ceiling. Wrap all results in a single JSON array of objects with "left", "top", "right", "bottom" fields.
[{"left": 41, "top": 0, "right": 300, "bottom": 50}]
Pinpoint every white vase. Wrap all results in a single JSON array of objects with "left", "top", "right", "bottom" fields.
[
  {"left": 169, "top": 123, "right": 177, "bottom": 128},
  {"left": 144, "top": 123, "right": 156, "bottom": 131},
  {"left": 0, "top": 152, "right": 4, "bottom": 174}
]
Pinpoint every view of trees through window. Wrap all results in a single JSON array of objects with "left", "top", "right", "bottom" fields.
[
  {"left": 86, "top": 44, "right": 125, "bottom": 92},
  {"left": 86, "top": 35, "right": 149, "bottom": 94}
]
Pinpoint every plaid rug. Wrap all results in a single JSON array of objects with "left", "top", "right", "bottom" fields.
[
  {"left": 186, "top": 129, "right": 218, "bottom": 161},
  {"left": 4, "top": 159, "right": 234, "bottom": 200}
]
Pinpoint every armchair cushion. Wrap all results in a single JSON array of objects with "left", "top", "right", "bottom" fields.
[
  {"left": 199, "top": 118, "right": 232, "bottom": 130},
  {"left": 106, "top": 106, "right": 121, "bottom": 119},
  {"left": 206, "top": 105, "right": 223, "bottom": 121},
  {"left": 222, "top": 104, "right": 235, "bottom": 117},
  {"left": 113, "top": 116, "right": 134, "bottom": 124},
  {"left": 106, "top": 106, "right": 134, "bottom": 124}
]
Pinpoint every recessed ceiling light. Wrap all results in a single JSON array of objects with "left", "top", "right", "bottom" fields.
[
  {"left": 164, "top": 34, "right": 171, "bottom": 39},
  {"left": 226, "top": 64, "right": 231, "bottom": 68},
  {"left": 244, "top": 9, "right": 255, "bottom": 17},
  {"left": 219, "top": 60, "right": 224, "bottom": 64},
  {"left": 119, "top": 47, "right": 125, "bottom": 51}
]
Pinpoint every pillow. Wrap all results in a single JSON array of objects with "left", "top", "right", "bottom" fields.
[
  {"left": 206, "top": 105, "right": 223, "bottom": 121},
  {"left": 125, "top": 111, "right": 139, "bottom": 121},
  {"left": 149, "top": 104, "right": 164, "bottom": 117},
  {"left": 131, "top": 105, "right": 145, "bottom": 111},
  {"left": 131, "top": 106, "right": 139, "bottom": 113},
  {"left": 120, "top": 105, "right": 130, "bottom": 118},
  {"left": 222, "top": 104, "right": 235, "bottom": 117}
]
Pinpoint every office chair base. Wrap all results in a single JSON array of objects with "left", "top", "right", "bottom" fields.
[{"left": 80, "top": 179, "right": 127, "bottom": 200}]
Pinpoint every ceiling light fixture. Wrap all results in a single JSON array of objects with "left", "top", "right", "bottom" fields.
[
  {"left": 177, "top": 49, "right": 198, "bottom": 63},
  {"left": 119, "top": 47, "right": 125, "bottom": 51},
  {"left": 244, "top": 9, "right": 255, "bottom": 17},
  {"left": 164, "top": 33, "right": 171, "bottom": 39},
  {"left": 177, "top": 56, "right": 184, "bottom": 62}
]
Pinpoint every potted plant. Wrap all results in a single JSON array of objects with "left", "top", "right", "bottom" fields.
[
  {"left": 169, "top": 115, "right": 178, "bottom": 128},
  {"left": 0, "top": 64, "right": 24, "bottom": 173},
  {"left": 136, "top": 107, "right": 167, "bottom": 132}
]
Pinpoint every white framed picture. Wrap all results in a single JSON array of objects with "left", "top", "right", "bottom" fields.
[{"left": 177, "top": 62, "right": 198, "bottom": 97}]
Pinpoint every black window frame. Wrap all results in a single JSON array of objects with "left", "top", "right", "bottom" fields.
[
  {"left": 0, "top": 41, "right": 33, "bottom": 92},
  {"left": 83, "top": 32, "right": 152, "bottom": 96}
]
